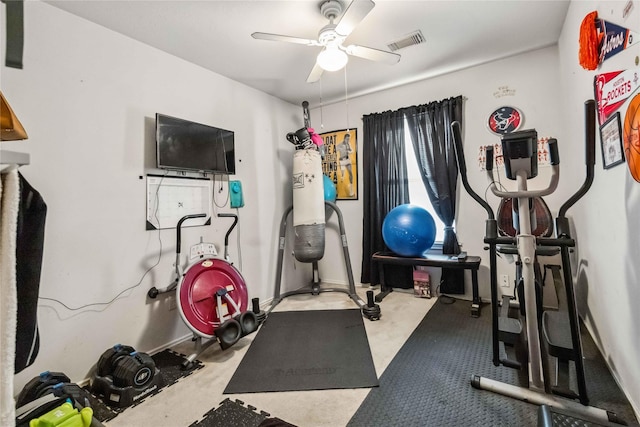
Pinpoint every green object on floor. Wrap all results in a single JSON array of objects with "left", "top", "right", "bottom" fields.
[{"left": 28, "top": 401, "right": 93, "bottom": 427}]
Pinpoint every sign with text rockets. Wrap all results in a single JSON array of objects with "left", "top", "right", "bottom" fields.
[{"left": 594, "top": 68, "right": 640, "bottom": 125}]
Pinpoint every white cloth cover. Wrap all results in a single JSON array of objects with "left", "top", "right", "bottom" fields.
[
  {"left": 0, "top": 167, "right": 19, "bottom": 426},
  {"left": 292, "top": 149, "right": 325, "bottom": 227}
]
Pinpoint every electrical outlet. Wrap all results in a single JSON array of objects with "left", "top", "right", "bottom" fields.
[{"left": 500, "top": 274, "right": 510, "bottom": 288}]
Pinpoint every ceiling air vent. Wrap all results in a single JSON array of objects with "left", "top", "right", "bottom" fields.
[{"left": 387, "top": 30, "right": 425, "bottom": 52}]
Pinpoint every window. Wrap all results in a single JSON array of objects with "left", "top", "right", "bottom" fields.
[{"left": 403, "top": 120, "right": 447, "bottom": 243}]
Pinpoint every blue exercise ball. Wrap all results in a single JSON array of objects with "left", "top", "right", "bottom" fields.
[
  {"left": 323, "top": 175, "right": 337, "bottom": 203},
  {"left": 382, "top": 204, "right": 437, "bottom": 257},
  {"left": 323, "top": 175, "right": 337, "bottom": 221}
]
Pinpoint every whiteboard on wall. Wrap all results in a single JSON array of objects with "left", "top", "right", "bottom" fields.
[{"left": 146, "top": 175, "right": 212, "bottom": 230}]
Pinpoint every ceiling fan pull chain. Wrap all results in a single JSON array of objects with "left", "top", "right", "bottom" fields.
[
  {"left": 319, "top": 79, "right": 324, "bottom": 130},
  {"left": 344, "top": 66, "right": 350, "bottom": 131}
]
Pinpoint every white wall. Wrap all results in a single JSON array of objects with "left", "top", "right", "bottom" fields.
[
  {"left": 4, "top": 0, "right": 638, "bottom": 416},
  {"left": 1, "top": 1, "right": 305, "bottom": 393},
  {"left": 313, "top": 46, "right": 569, "bottom": 301},
  {"left": 558, "top": 0, "right": 640, "bottom": 413}
]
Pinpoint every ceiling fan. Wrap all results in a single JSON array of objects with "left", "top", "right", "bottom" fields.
[{"left": 251, "top": 0, "right": 401, "bottom": 83}]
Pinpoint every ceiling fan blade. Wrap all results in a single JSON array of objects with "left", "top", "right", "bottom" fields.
[
  {"left": 345, "top": 45, "right": 401, "bottom": 64},
  {"left": 251, "top": 32, "right": 320, "bottom": 46},
  {"left": 335, "top": 0, "right": 375, "bottom": 37},
  {"left": 306, "top": 63, "right": 324, "bottom": 83}
]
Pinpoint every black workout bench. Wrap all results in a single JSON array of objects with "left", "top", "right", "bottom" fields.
[{"left": 372, "top": 251, "right": 482, "bottom": 317}]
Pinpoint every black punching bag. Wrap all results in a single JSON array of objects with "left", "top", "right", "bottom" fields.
[{"left": 15, "top": 173, "right": 47, "bottom": 373}]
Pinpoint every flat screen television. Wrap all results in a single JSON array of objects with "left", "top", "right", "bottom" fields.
[{"left": 156, "top": 113, "right": 235, "bottom": 174}]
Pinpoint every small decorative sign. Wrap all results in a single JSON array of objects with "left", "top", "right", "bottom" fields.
[
  {"left": 487, "top": 106, "right": 523, "bottom": 135},
  {"left": 594, "top": 68, "right": 640, "bottom": 126},
  {"left": 492, "top": 86, "right": 516, "bottom": 98},
  {"left": 600, "top": 112, "right": 625, "bottom": 169}
]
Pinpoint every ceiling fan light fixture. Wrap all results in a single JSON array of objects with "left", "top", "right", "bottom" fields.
[{"left": 317, "top": 46, "right": 348, "bottom": 72}]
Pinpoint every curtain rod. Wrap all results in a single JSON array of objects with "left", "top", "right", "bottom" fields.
[{"left": 363, "top": 95, "right": 466, "bottom": 118}]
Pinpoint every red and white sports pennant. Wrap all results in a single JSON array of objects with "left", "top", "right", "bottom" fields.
[{"left": 594, "top": 68, "right": 640, "bottom": 125}]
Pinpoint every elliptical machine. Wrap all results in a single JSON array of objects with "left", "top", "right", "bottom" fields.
[{"left": 451, "top": 100, "right": 624, "bottom": 424}]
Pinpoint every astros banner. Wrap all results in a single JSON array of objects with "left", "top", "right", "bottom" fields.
[{"left": 598, "top": 19, "right": 640, "bottom": 64}]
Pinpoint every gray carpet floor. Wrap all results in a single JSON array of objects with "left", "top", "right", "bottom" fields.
[{"left": 348, "top": 297, "right": 639, "bottom": 427}]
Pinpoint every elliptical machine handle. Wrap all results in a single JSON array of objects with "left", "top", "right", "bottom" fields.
[
  {"left": 557, "top": 100, "right": 597, "bottom": 234},
  {"left": 486, "top": 145, "right": 494, "bottom": 172},
  {"left": 452, "top": 120, "right": 469, "bottom": 175},
  {"left": 585, "top": 99, "right": 596, "bottom": 167},
  {"left": 548, "top": 138, "right": 559, "bottom": 166},
  {"left": 451, "top": 121, "right": 495, "bottom": 221}
]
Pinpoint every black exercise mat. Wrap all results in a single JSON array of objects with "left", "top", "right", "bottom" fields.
[
  {"left": 190, "top": 398, "right": 297, "bottom": 427},
  {"left": 224, "top": 309, "right": 379, "bottom": 393},
  {"left": 348, "top": 298, "right": 639, "bottom": 427},
  {"left": 86, "top": 349, "right": 204, "bottom": 423},
  {"left": 152, "top": 348, "right": 204, "bottom": 386}
]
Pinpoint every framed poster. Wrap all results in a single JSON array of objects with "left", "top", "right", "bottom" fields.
[
  {"left": 320, "top": 128, "right": 358, "bottom": 200},
  {"left": 600, "top": 112, "right": 625, "bottom": 169}
]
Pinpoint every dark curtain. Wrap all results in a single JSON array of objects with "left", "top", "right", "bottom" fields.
[
  {"left": 402, "top": 96, "right": 465, "bottom": 293},
  {"left": 361, "top": 110, "right": 410, "bottom": 285}
]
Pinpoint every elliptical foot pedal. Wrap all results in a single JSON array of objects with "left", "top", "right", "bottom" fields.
[
  {"left": 498, "top": 316, "right": 522, "bottom": 344},
  {"left": 498, "top": 295, "right": 522, "bottom": 345},
  {"left": 550, "top": 386, "right": 579, "bottom": 401},
  {"left": 542, "top": 310, "right": 574, "bottom": 360},
  {"left": 538, "top": 405, "right": 627, "bottom": 426}
]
